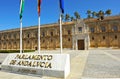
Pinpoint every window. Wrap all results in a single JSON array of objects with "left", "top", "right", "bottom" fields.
[
  {"left": 68, "top": 30, "right": 71, "bottom": 35},
  {"left": 115, "top": 35, "right": 117, "bottom": 39},
  {"left": 4, "top": 42, "right": 6, "bottom": 45},
  {"left": 8, "top": 34, "right": 11, "bottom": 39},
  {"left": 51, "top": 32, "right": 53, "bottom": 36},
  {"left": 78, "top": 27, "right": 82, "bottom": 32},
  {"left": 92, "top": 36, "right": 94, "bottom": 40},
  {"left": 4, "top": 35, "right": 6, "bottom": 39},
  {"left": 113, "top": 26, "right": 118, "bottom": 32},
  {"left": 68, "top": 38, "right": 70, "bottom": 41},
  {"left": 35, "top": 32, "right": 38, "bottom": 37},
  {"left": 42, "top": 32, "right": 45, "bottom": 37},
  {"left": 9, "top": 42, "right": 11, "bottom": 45},
  {"left": 101, "top": 26, "right": 106, "bottom": 32},
  {"left": 27, "top": 34, "right": 30, "bottom": 38},
  {"left": 90, "top": 27, "right": 94, "bottom": 33},
  {"left": 14, "top": 41, "right": 16, "bottom": 44},
  {"left": 14, "top": 34, "right": 16, "bottom": 39},
  {"left": 57, "top": 31, "right": 60, "bottom": 35},
  {"left": 103, "top": 36, "right": 105, "bottom": 40}
]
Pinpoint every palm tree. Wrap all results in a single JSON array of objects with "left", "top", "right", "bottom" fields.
[
  {"left": 87, "top": 10, "right": 92, "bottom": 18},
  {"left": 70, "top": 17, "right": 74, "bottom": 21},
  {"left": 74, "top": 11, "right": 80, "bottom": 19},
  {"left": 98, "top": 10, "right": 105, "bottom": 20},
  {"left": 98, "top": 10, "right": 104, "bottom": 17},
  {"left": 65, "top": 14, "right": 70, "bottom": 21},
  {"left": 92, "top": 11, "right": 97, "bottom": 18},
  {"left": 105, "top": 9, "right": 112, "bottom": 16}
]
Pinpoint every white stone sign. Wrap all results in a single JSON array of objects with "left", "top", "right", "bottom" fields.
[{"left": 1, "top": 53, "right": 70, "bottom": 78}]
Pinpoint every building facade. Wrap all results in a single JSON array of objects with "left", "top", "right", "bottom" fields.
[
  {"left": 0, "top": 16, "right": 120, "bottom": 50},
  {"left": 85, "top": 16, "right": 120, "bottom": 48}
]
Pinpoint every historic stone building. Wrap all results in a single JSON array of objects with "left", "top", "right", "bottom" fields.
[
  {"left": 0, "top": 22, "right": 74, "bottom": 50},
  {"left": 0, "top": 15, "right": 120, "bottom": 50},
  {"left": 85, "top": 15, "right": 120, "bottom": 48}
]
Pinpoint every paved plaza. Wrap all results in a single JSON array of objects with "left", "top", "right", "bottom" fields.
[{"left": 0, "top": 49, "right": 120, "bottom": 79}]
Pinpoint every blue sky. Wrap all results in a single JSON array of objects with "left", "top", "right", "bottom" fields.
[{"left": 0, "top": 0, "right": 120, "bottom": 31}]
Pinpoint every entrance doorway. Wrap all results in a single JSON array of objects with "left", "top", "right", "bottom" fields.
[
  {"left": 78, "top": 40, "right": 84, "bottom": 50},
  {"left": 35, "top": 47, "right": 37, "bottom": 50}
]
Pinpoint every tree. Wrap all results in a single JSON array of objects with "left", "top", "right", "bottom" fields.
[
  {"left": 105, "top": 9, "right": 112, "bottom": 16},
  {"left": 98, "top": 10, "right": 105, "bottom": 20},
  {"left": 74, "top": 11, "right": 80, "bottom": 19},
  {"left": 65, "top": 14, "right": 70, "bottom": 21},
  {"left": 87, "top": 10, "right": 92, "bottom": 18},
  {"left": 98, "top": 10, "right": 104, "bottom": 16},
  {"left": 70, "top": 17, "right": 74, "bottom": 21},
  {"left": 92, "top": 11, "right": 97, "bottom": 18}
]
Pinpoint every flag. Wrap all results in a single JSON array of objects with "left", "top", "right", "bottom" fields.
[
  {"left": 59, "top": 0, "right": 64, "bottom": 13},
  {"left": 38, "top": 0, "right": 41, "bottom": 16},
  {"left": 19, "top": 0, "right": 24, "bottom": 20}
]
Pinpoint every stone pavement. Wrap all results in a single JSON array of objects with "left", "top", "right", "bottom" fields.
[
  {"left": 0, "top": 50, "right": 120, "bottom": 79},
  {"left": 82, "top": 49, "right": 120, "bottom": 79}
]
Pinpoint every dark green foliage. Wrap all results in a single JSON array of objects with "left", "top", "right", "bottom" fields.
[{"left": 0, "top": 50, "right": 35, "bottom": 53}]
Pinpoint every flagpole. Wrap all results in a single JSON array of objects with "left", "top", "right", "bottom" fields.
[
  {"left": 38, "top": 16, "right": 40, "bottom": 53},
  {"left": 60, "top": 13, "right": 62, "bottom": 54},
  {"left": 20, "top": 19, "right": 22, "bottom": 53}
]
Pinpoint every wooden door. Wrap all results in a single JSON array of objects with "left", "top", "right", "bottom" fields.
[{"left": 78, "top": 40, "right": 84, "bottom": 50}]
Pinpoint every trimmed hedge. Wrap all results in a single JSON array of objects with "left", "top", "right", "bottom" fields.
[{"left": 0, "top": 50, "right": 35, "bottom": 53}]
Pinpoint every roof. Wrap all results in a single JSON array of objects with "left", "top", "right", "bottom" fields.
[{"left": 0, "top": 21, "right": 74, "bottom": 33}]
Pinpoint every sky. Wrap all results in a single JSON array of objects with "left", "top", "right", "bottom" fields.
[{"left": 0, "top": 0, "right": 120, "bottom": 31}]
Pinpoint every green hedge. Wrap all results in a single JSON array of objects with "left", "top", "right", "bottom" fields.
[{"left": 0, "top": 50, "right": 35, "bottom": 53}]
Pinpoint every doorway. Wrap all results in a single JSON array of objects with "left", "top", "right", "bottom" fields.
[{"left": 78, "top": 40, "right": 85, "bottom": 50}]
